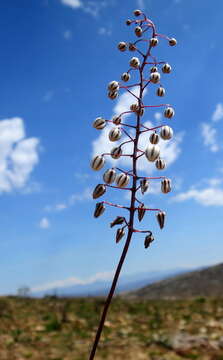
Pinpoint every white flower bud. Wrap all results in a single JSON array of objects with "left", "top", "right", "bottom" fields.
[
  {"left": 126, "top": 19, "right": 132, "bottom": 26},
  {"left": 108, "top": 81, "right": 119, "bottom": 91},
  {"left": 155, "top": 158, "right": 166, "bottom": 170},
  {"left": 129, "top": 43, "right": 136, "bottom": 51},
  {"left": 110, "top": 146, "right": 122, "bottom": 159},
  {"left": 150, "top": 37, "right": 159, "bottom": 47},
  {"left": 116, "top": 228, "right": 125, "bottom": 243},
  {"left": 156, "top": 86, "right": 165, "bottom": 97},
  {"left": 130, "top": 57, "right": 140, "bottom": 68},
  {"left": 160, "top": 125, "right": 173, "bottom": 140},
  {"left": 161, "top": 178, "right": 171, "bottom": 194},
  {"left": 116, "top": 173, "right": 130, "bottom": 188},
  {"left": 145, "top": 144, "right": 160, "bottom": 162},
  {"left": 91, "top": 155, "right": 105, "bottom": 171},
  {"left": 112, "top": 115, "right": 121, "bottom": 125},
  {"left": 103, "top": 168, "right": 116, "bottom": 184},
  {"left": 169, "top": 38, "right": 177, "bottom": 46},
  {"left": 118, "top": 41, "right": 127, "bottom": 51},
  {"left": 108, "top": 91, "right": 118, "bottom": 100},
  {"left": 133, "top": 9, "right": 142, "bottom": 16},
  {"left": 93, "top": 117, "right": 106, "bottom": 130},
  {"left": 144, "top": 234, "right": 154, "bottom": 248},
  {"left": 138, "top": 203, "right": 146, "bottom": 222},
  {"left": 150, "top": 72, "right": 160, "bottom": 84},
  {"left": 121, "top": 72, "right": 130, "bottom": 82},
  {"left": 140, "top": 179, "right": 149, "bottom": 194},
  {"left": 162, "top": 63, "right": 171, "bottom": 74},
  {"left": 150, "top": 66, "right": 158, "bottom": 73},
  {"left": 92, "top": 184, "right": 106, "bottom": 199},
  {"left": 135, "top": 26, "right": 142, "bottom": 37},
  {"left": 164, "top": 107, "right": 175, "bottom": 119},
  {"left": 109, "top": 127, "right": 122, "bottom": 142},
  {"left": 156, "top": 211, "right": 166, "bottom": 229},
  {"left": 149, "top": 132, "right": 159, "bottom": 145},
  {"left": 137, "top": 107, "right": 144, "bottom": 116},
  {"left": 94, "top": 202, "right": 105, "bottom": 218},
  {"left": 130, "top": 103, "right": 139, "bottom": 112}
]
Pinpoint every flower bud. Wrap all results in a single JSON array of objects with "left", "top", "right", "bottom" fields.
[
  {"left": 126, "top": 19, "right": 132, "bottom": 26},
  {"left": 155, "top": 158, "right": 166, "bottom": 170},
  {"left": 149, "top": 132, "right": 159, "bottom": 145},
  {"left": 135, "top": 26, "right": 142, "bottom": 37},
  {"left": 92, "top": 184, "right": 106, "bottom": 199},
  {"left": 144, "top": 234, "right": 154, "bottom": 248},
  {"left": 169, "top": 38, "right": 177, "bottom": 46},
  {"left": 156, "top": 211, "right": 166, "bottom": 229},
  {"left": 121, "top": 72, "right": 130, "bottom": 82},
  {"left": 160, "top": 125, "right": 173, "bottom": 140},
  {"left": 116, "top": 228, "right": 125, "bottom": 243},
  {"left": 162, "top": 63, "right": 171, "bottom": 74},
  {"left": 129, "top": 43, "right": 136, "bottom": 51},
  {"left": 91, "top": 155, "right": 105, "bottom": 171},
  {"left": 140, "top": 179, "right": 149, "bottom": 194},
  {"left": 116, "top": 173, "right": 130, "bottom": 188},
  {"left": 109, "top": 127, "right": 122, "bottom": 142},
  {"left": 112, "top": 115, "right": 121, "bottom": 125},
  {"left": 94, "top": 202, "right": 105, "bottom": 218},
  {"left": 110, "top": 216, "right": 125, "bottom": 228},
  {"left": 103, "top": 168, "right": 116, "bottom": 184},
  {"left": 164, "top": 107, "right": 175, "bottom": 119},
  {"left": 130, "top": 103, "right": 139, "bottom": 112},
  {"left": 133, "top": 9, "right": 142, "bottom": 16},
  {"left": 156, "top": 86, "right": 165, "bottom": 97},
  {"left": 150, "top": 72, "right": 160, "bottom": 84},
  {"left": 145, "top": 144, "right": 160, "bottom": 162},
  {"left": 110, "top": 146, "right": 122, "bottom": 159},
  {"left": 150, "top": 66, "right": 158, "bottom": 73},
  {"left": 93, "top": 117, "right": 106, "bottom": 130},
  {"left": 138, "top": 203, "right": 146, "bottom": 222},
  {"left": 108, "top": 81, "right": 119, "bottom": 91},
  {"left": 130, "top": 57, "right": 140, "bottom": 68},
  {"left": 118, "top": 41, "right": 127, "bottom": 51},
  {"left": 137, "top": 107, "right": 144, "bottom": 117},
  {"left": 108, "top": 91, "right": 118, "bottom": 100},
  {"left": 150, "top": 37, "right": 159, "bottom": 47},
  {"left": 161, "top": 178, "right": 171, "bottom": 194}
]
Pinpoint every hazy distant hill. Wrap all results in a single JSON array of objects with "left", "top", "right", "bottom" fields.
[
  {"left": 126, "top": 263, "right": 223, "bottom": 299},
  {"left": 34, "top": 268, "right": 187, "bottom": 297}
]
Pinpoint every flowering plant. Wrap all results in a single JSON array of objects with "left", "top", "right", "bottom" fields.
[{"left": 89, "top": 9, "right": 177, "bottom": 359}]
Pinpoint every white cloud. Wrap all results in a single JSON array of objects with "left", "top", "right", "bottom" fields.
[
  {"left": 63, "top": 30, "right": 72, "bottom": 40},
  {"left": 31, "top": 270, "right": 114, "bottom": 293},
  {"left": 154, "top": 112, "right": 162, "bottom": 121},
  {"left": 212, "top": 103, "right": 223, "bottom": 122},
  {"left": 98, "top": 27, "right": 112, "bottom": 36},
  {"left": 43, "top": 90, "right": 54, "bottom": 102},
  {"left": 173, "top": 178, "right": 223, "bottom": 206},
  {"left": 0, "top": 118, "right": 39, "bottom": 193},
  {"left": 61, "top": 0, "right": 82, "bottom": 9},
  {"left": 39, "top": 217, "right": 50, "bottom": 229},
  {"left": 45, "top": 187, "right": 91, "bottom": 212},
  {"left": 61, "top": 0, "right": 112, "bottom": 17},
  {"left": 201, "top": 122, "right": 219, "bottom": 152}
]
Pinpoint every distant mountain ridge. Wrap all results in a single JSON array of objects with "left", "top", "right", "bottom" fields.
[
  {"left": 33, "top": 268, "right": 188, "bottom": 297},
  {"left": 126, "top": 263, "right": 223, "bottom": 299}
]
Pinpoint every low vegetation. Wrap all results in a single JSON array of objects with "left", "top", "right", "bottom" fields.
[{"left": 0, "top": 296, "right": 223, "bottom": 359}]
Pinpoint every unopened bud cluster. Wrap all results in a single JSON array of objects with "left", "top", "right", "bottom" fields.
[{"left": 90, "top": 8, "right": 177, "bottom": 249}]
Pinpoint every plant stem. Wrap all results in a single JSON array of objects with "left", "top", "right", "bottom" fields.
[{"left": 88, "top": 24, "right": 154, "bottom": 360}]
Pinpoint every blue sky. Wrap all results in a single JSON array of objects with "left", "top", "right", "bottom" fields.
[{"left": 1, "top": 0, "right": 223, "bottom": 295}]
